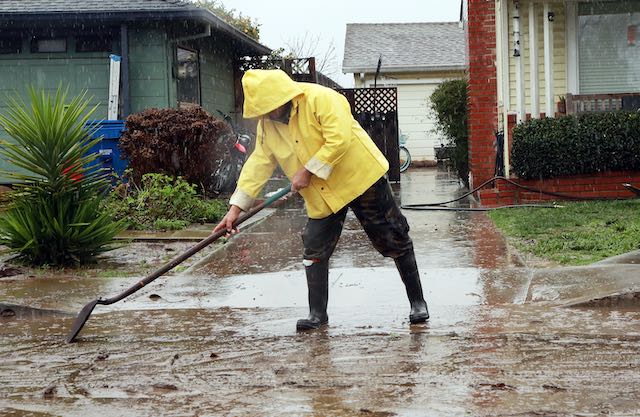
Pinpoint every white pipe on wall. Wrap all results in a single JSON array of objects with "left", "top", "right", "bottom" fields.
[
  {"left": 529, "top": 1, "right": 539, "bottom": 118},
  {"left": 543, "top": 1, "right": 555, "bottom": 117},
  {"left": 513, "top": 1, "right": 526, "bottom": 122}
]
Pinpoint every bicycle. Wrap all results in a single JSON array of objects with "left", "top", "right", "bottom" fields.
[
  {"left": 399, "top": 133, "right": 411, "bottom": 173},
  {"left": 210, "top": 111, "right": 253, "bottom": 195}
]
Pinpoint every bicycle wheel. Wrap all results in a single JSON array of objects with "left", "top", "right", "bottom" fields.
[
  {"left": 399, "top": 146, "right": 411, "bottom": 173},
  {"left": 211, "top": 160, "right": 235, "bottom": 194}
]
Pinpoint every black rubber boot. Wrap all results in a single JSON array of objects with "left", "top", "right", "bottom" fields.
[
  {"left": 395, "top": 252, "right": 429, "bottom": 324},
  {"left": 296, "top": 260, "right": 329, "bottom": 331}
]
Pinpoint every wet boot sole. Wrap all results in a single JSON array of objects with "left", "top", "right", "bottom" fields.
[
  {"left": 409, "top": 312, "right": 429, "bottom": 324},
  {"left": 296, "top": 319, "right": 328, "bottom": 331}
]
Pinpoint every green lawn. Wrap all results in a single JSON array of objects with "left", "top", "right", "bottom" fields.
[{"left": 488, "top": 199, "right": 640, "bottom": 265}]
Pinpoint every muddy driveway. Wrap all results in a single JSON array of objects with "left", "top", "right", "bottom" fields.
[{"left": 2, "top": 168, "right": 640, "bottom": 416}]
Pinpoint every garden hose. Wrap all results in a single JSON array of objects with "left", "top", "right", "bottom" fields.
[{"left": 401, "top": 175, "right": 609, "bottom": 211}]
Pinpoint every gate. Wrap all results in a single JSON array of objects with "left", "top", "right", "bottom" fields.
[{"left": 338, "top": 88, "right": 400, "bottom": 182}]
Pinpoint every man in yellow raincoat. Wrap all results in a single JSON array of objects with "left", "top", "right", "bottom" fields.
[{"left": 214, "top": 69, "right": 429, "bottom": 330}]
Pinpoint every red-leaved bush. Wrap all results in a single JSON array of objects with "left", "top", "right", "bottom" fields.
[{"left": 119, "top": 106, "right": 231, "bottom": 188}]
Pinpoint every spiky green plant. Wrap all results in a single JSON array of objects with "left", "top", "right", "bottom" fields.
[{"left": 0, "top": 87, "right": 126, "bottom": 266}]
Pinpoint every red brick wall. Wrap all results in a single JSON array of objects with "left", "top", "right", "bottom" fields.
[
  {"left": 478, "top": 172, "right": 640, "bottom": 207},
  {"left": 467, "top": 0, "right": 498, "bottom": 189}
]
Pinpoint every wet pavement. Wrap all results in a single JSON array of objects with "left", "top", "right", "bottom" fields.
[{"left": 1, "top": 167, "right": 640, "bottom": 416}]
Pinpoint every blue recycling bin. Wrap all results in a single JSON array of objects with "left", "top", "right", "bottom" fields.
[{"left": 85, "top": 120, "right": 128, "bottom": 179}]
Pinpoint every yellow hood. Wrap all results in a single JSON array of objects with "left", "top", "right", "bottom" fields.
[{"left": 242, "top": 69, "right": 304, "bottom": 118}]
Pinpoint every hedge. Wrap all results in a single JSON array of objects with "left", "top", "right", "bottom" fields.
[{"left": 511, "top": 112, "right": 640, "bottom": 179}]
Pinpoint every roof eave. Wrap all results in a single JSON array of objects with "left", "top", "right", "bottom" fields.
[
  {"left": 0, "top": 8, "right": 270, "bottom": 55},
  {"left": 342, "top": 64, "right": 467, "bottom": 74}
]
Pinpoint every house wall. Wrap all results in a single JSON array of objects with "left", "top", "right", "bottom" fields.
[
  {"left": 506, "top": 0, "right": 567, "bottom": 116},
  {"left": 143, "top": 30, "right": 238, "bottom": 117},
  {"left": 197, "top": 40, "right": 236, "bottom": 116},
  {"left": 354, "top": 71, "right": 465, "bottom": 162},
  {"left": 128, "top": 27, "right": 172, "bottom": 112},
  {"left": 0, "top": 22, "right": 245, "bottom": 184},
  {"left": 472, "top": 0, "right": 640, "bottom": 206}
]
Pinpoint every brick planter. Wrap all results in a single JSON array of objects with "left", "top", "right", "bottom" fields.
[{"left": 477, "top": 172, "right": 640, "bottom": 207}]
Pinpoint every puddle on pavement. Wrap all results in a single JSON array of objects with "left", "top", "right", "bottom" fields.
[
  {"left": 1, "top": 304, "right": 640, "bottom": 416},
  {"left": 0, "top": 303, "right": 71, "bottom": 319},
  {"left": 3, "top": 168, "right": 640, "bottom": 416}
]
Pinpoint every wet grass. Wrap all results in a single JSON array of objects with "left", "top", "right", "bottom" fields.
[{"left": 488, "top": 199, "right": 640, "bottom": 265}]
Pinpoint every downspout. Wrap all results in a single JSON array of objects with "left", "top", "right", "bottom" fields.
[{"left": 120, "top": 24, "right": 130, "bottom": 119}]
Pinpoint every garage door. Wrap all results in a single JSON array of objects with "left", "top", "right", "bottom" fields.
[
  {"left": 396, "top": 83, "right": 445, "bottom": 161},
  {"left": 0, "top": 56, "right": 109, "bottom": 183}
]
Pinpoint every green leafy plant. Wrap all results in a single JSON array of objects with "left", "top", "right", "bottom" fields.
[
  {"left": 430, "top": 79, "right": 469, "bottom": 186},
  {"left": 101, "top": 173, "right": 227, "bottom": 231},
  {"left": 0, "top": 87, "right": 126, "bottom": 266},
  {"left": 511, "top": 112, "right": 640, "bottom": 179},
  {"left": 192, "top": 0, "right": 261, "bottom": 41}
]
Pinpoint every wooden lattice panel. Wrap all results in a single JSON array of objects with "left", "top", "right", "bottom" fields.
[
  {"left": 337, "top": 87, "right": 400, "bottom": 182},
  {"left": 353, "top": 88, "right": 397, "bottom": 114},
  {"left": 236, "top": 57, "right": 316, "bottom": 82}
]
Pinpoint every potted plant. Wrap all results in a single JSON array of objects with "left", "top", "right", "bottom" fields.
[{"left": 557, "top": 96, "right": 566, "bottom": 115}]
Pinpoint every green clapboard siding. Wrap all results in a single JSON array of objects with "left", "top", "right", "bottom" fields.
[
  {"left": 128, "top": 28, "right": 171, "bottom": 112},
  {"left": 199, "top": 41, "right": 236, "bottom": 115}
]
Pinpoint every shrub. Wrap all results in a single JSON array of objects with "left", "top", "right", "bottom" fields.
[
  {"left": 430, "top": 79, "right": 469, "bottom": 186},
  {"left": 101, "top": 173, "right": 227, "bottom": 230},
  {"left": 0, "top": 87, "right": 126, "bottom": 266},
  {"left": 119, "top": 106, "right": 231, "bottom": 189},
  {"left": 511, "top": 112, "right": 640, "bottom": 179}
]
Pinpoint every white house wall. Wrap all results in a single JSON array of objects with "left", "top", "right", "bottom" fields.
[
  {"left": 507, "top": 0, "right": 567, "bottom": 116},
  {"left": 360, "top": 71, "right": 465, "bottom": 162}
]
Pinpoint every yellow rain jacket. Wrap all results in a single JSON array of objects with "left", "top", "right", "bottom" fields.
[{"left": 229, "top": 69, "right": 389, "bottom": 219}]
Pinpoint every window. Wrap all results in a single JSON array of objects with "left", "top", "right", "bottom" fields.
[
  {"left": 578, "top": 1, "right": 640, "bottom": 93},
  {"left": 0, "top": 38, "right": 21, "bottom": 54},
  {"left": 176, "top": 46, "right": 200, "bottom": 105},
  {"left": 76, "top": 35, "right": 113, "bottom": 53},
  {"left": 31, "top": 37, "right": 67, "bottom": 53}
]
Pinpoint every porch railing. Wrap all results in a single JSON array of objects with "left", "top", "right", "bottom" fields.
[{"left": 566, "top": 93, "right": 640, "bottom": 114}]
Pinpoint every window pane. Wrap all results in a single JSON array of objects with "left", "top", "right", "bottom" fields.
[
  {"left": 578, "top": 1, "right": 640, "bottom": 93},
  {"left": 32, "top": 38, "right": 67, "bottom": 53},
  {"left": 177, "top": 47, "right": 200, "bottom": 105}
]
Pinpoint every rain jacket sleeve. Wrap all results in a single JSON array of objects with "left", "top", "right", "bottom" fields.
[
  {"left": 228, "top": 121, "right": 277, "bottom": 211},
  {"left": 303, "top": 92, "right": 353, "bottom": 180}
]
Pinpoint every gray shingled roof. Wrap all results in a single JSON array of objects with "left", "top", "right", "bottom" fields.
[
  {"left": 0, "top": 0, "right": 269, "bottom": 55},
  {"left": 0, "top": 0, "right": 195, "bottom": 14},
  {"left": 342, "top": 22, "right": 466, "bottom": 74}
]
